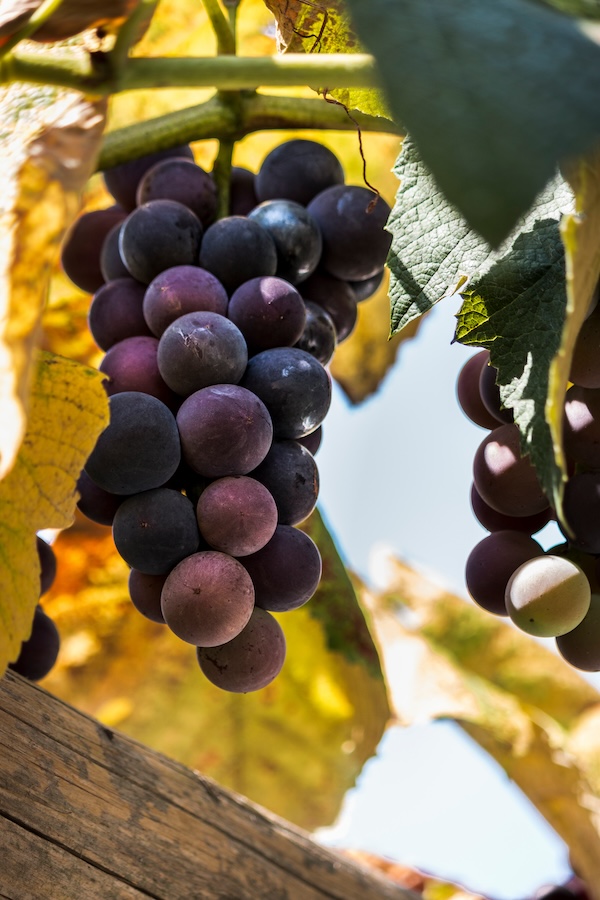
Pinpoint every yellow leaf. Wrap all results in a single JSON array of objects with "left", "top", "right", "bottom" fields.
[
  {"left": 0, "top": 81, "right": 106, "bottom": 478},
  {"left": 0, "top": 351, "right": 109, "bottom": 676},
  {"left": 548, "top": 148, "right": 600, "bottom": 523}
]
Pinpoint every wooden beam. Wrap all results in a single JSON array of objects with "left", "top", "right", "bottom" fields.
[{"left": 0, "top": 672, "right": 416, "bottom": 900}]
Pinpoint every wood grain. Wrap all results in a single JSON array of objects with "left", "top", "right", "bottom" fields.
[{"left": 0, "top": 672, "right": 416, "bottom": 900}]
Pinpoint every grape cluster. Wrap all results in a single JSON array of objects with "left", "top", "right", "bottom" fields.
[
  {"left": 9, "top": 537, "right": 60, "bottom": 681},
  {"left": 60, "top": 139, "right": 392, "bottom": 693},
  {"left": 457, "top": 303, "right": 600, "bottom": 670}
]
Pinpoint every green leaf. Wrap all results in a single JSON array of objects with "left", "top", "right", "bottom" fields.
[{"left": 346, "top": 0, "right": 600, "bottom": 245}]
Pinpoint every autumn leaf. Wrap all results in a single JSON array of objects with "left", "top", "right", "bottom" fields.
[
  {"left": 0, "top": 352, "right": 109, "bottom": 678},
  {"left": 0, "top": 84, "right": 106, "bottom": 479}
]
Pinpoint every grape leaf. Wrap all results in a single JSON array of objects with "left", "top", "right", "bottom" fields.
[
  {"left": 345, "top": 0, "right": 600, "bottom": 246},
  {"left": 263, "top": 0, "right": 389, "bottom": 118},
  {"left": 0, "top": 83, "right": 106, "bottom": 479},
  {"left": 41, "top": 509, "right": 389, "bottom": 831},
  {"left": 363, "top": 553, "right": 600, "bottom": 888},
  {"left": 0, "top": 352, "right": 109, "bottom": 679},
  {"left": 539, "top": 0, "right": 600, "bottom": 17}
]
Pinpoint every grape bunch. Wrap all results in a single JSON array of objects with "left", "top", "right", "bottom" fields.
[
  {"left": 457, "top": 300, "right": 600, "bottom": 671},
  {"left": 9, "top": 536, "right": 60, "bottom": 681},
  {"left": 59, "top": 138, "right": 392, "bottom": 693}
]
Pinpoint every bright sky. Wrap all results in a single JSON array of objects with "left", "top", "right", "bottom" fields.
[{"left": 313, "top": 296, "right": 584, "bottom": 897}]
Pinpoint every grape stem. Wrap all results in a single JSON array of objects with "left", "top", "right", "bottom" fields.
[
  {"left": 0, "top": 0, "right": 67, "bottom": 59},
  {"left": 202, "top": 0, "right": 236, "bottom": 56},
  {"left": 98, "top": 91, "right": 401, "bottom": 170}
]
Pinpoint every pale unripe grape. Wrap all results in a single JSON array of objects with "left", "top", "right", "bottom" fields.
[{"left": 505, "top": 555, "right": 591, "bottom": 637}]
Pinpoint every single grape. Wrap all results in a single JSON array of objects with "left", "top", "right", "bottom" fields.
[
  {"left": 176, "top": 384, "right": 273, "bottom": 478},
  {"left": 61, "top": 206, "right": 125, "bottom": 293},
  {"left": 128, "top": 570, "right": 169, "bottom": 623},
  {"left": 229, "top": 166, "right": 257, "bottom": 216},
  {"left": 84, "top": 391, "right": 181, "bottom": 494},
  {"left": 76, "top": 470, "right": 125, "bottom": 526},
  {"left": 307, "top": 186, "right": 392, "bottom": 281},
  {"left": 570, "top": 303, "right": 600, "bottom": 389},
  {"left": 197, "top": 607, "right": 286, "bottom": 693},
  {"left": 9, "top": 606, "right": 59, "bottom": 681},
  {"left": 100, "top": 335, "right": 178, "bottom": 408},
  {"left": 556, "top": 594, "right": 600, "bottom": 671},
  {"left": 113, "top": 488, "right": 200, "bottom": 575},
  {"left": 99, "top": 221, "right": 130, "bottom": 282},
  {"left": 479, "top": 360, "right": 513, "bottom": 424},
  {"left": 472, "top": 423, "right": 548, "bottom": 517},
  {"left": 505, "top": 555, "right": 591, "bottom": 637},
  {"left": 250, "top": 440, "right": 319, "bottom": 525},
  {"left": 294, "top": 301, "right": 337, "bottom": 366},
  {"left": 36, "top": 536, "right": 56, "bottom": 596},
  {"left": 248, "top": 200, "right": 322, "bottom": 285},
  {"left": 256, "top": 139, "right": 344, "bottom": 206},
  {"left": 562, "top": 471, "right": 600, "bottom": 553},
  {"left": 157, "top": 311, "right": 247, "bottom": 396},
  {"left": 242, "top": 525, "right": 322, "bottom": 612},
  {"left": 470, "top": 483, "right": 552, "bottom": 535},
  {"left": 241, "top": 347, "right": 331, "bottom": 440},
  {"left": 300, "top": 270, "right": 357, "bottom": 342},
  {"left": 103, "top": 145, "right": 195, "bottom": 212},
  {"left": 143, "top": 265, "right": 228, "bottom": 337},
  {"left": 136, "top": 158, "right": 218, "bottom": 228},
  {"left": 196, "top": 476, "right": 278, "bottom": 556},
  {"left": 350, "top": 269, "right": 385, "bottom": 302},
  {"left": 199, "top": 217, "right": 277, "bottom": 294},
  {"left": 563, "top": 384, "right": 600, "bottom": 468},
  {"left": 89, "top": 278, "right": 151, "bottom": 351},
  {"left": 297, "top": 425, "right": 322, "bottom": 456},
  {"left": 465, "top": 530, "right": 544, "bottom": 615},
  {"left": 119, "top": 200, "right": 203, "bottom": 284},
  {"left": 161, "top": 550, "right": 255, "bottom": 646},
  {"left": 456, "top": 350, "right": 501, "bottom": 429},
  {"left": 227, "top": 277, "right": 306, "bottom": 354}
]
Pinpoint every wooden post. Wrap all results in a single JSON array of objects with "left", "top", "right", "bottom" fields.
[{"left": 0, "top": 672, "right": 416, "bottom": 900}]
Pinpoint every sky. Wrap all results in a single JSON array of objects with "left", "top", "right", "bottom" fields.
[{"left": 312, "top": 295, "right": 581, "bottom": 897}]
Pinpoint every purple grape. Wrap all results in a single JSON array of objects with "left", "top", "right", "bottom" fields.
[
  {"left": 248, "top": 200, "right": 322, "bottom": 285},
  {"left": 563, "top": 384, "right": 600, "bottom": 468},
  {"left": 113, "top": 488, "right": 200, "bottom": 575},
  {"left": 479, "top": 360, "right": 513, "bottom": 424},
  {"left": 99, "top": 222, "right": 130, "bottom": 282},
  {"left": 176, "top": 384, "right": 273, "bottom": 478},
  {"left": 229, "top": 166, "right": 257, "bottom": 216},
  {"left": 143, "top": 266, "right": 228, "bottom": 337},
  {"left": 199, "top": 216, "right": 277, "bottom": 294},
  {"left": 250, "top": 439, "right": 319, "bottom": 525},
  {"left": 556, "top": 594, "right": 600, "bottom": 671},
  {"left": 136, "top": 158, "right": 218, "bottom": 228},
  {"left": 128, "top": 570, "right": 168, "bottom": 623},
  {"left": 197, "top": 607, "right": 286, "bottom": 693},
  {"left": 9, "top": 606, "right": 59, "bottom": 681},
  {"left": 350, "top": 269, "right": 385, "bottom": 302},
  {"left": 119, "top": 200, "right": 203, "bottom": 284},
  {"left": 300, "top": 270, "right": 357, "bottom": 342},
  {"left": 456, "top": 350, "right": 501, "bottom": 430},
  {"left": 256, "top": 139, "right": 344, "bottom": 206},
  {"left": 465, "top": 530, "right": 544, "bottom": 615},
  {"left": 241, "top": 347, "right": 331, "bottom": 440},
  {"left": 36, "top": 536, "right": 56, "bottom": 596},
  {"left": 99, "top": 335, "right": 178, "bottom": 408},
  {"left": 242, "top": 525, "right": 322, "bottom": 612},
  {"left": 161, "top": 550, "right": 255, "bottom": 646},
  {"left": 76, "top": 470, "right": 125, "bottom": 526},
  {"left": 157, "top": 312, "right": 247, "bottom": 396},
  {"left": 103, "top": 145, "right": 195, "bottom": 212},
  {"left": 307, "top": 186, "right": 392, "bottom": 281},
  {"left": 470, "top": 483, "right": 552, "bottom": 535},
  {"left": 196, "top": 476, "right": 278, "bottom": 556},
  {"left": 297, "top": 425, "right": 322, "bottom": 456},
  {"left": 61, "top": 206, "right": 125, "bottom": 293},
  {"left": 570, "top": 303, "right": 600, "bottom": 389},
  {"left": 563, "top": 471, "right": 600, "bottom": 553},
  {"left": 472, "top": 423, "right": 548, "bottom": 517},
  {"left": 294, "top": 301, "right": 337, "bottom": 365},
  {"left": 88, "top": 278, "right": 151, "bottom": 351},
  {"left": 227, "top": 277, "right": 306, "bottom": 354},
  {"left": 84, "top": 392, "right": 181, "bottom": 494}
]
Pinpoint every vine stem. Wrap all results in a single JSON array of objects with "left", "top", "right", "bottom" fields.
[
  {"left": 97, "top": 92, "right": 402, "bottom": 170},
  {"left": 202, "top": 0, "right": 236, "bottom": 55},
  {"left": 0, "top": 51, "right": 379, "bottom": 94},
  {"left": 0, "top": 0, "right": 67, "bottom": 59}
]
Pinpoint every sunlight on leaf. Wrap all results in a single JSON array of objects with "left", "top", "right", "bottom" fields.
[
  {"left": 0, "top": 83, "right": 105, "bottom": 479},
  {"left": 0, "top": 352, "right": 109, "bottom": 678}
]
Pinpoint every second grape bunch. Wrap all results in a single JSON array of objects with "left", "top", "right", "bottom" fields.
[
  {"left": 457, "top": 309, "right": 600, "bottom": 672},
  {"left": 61, "top": 138, "right": 392, "bottom": 693}
]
